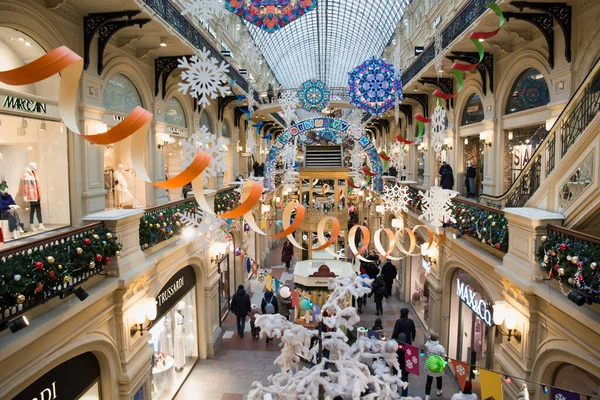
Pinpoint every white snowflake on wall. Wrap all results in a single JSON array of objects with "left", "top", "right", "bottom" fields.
[
  {"left": 180, "top": 0, "right": 228, "bottom": 22},
  {"left": 431, "top": 104, "right": 447, "bottom": 155},
  {"left": 280, "top": 90, "right": 299, "bottom": 125},
  {"left": 178, "top": 48, "right": 230, "bottom": 108},
  {"left": 381, "top": 183, "right": 410, "bottom": 215},
  {"left": 419, "top": 181, "right": 457, "bottom": 232},
  {"left": 181, "top": 125, "right": 228, "bottom": 182}
]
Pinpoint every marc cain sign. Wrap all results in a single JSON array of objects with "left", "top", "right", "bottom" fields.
[
  {"left": 2, "top": 95, "right": 47, "bottom": 114},
  {"left": 456, "top": 278, "right": 493, "bottom": 326}
]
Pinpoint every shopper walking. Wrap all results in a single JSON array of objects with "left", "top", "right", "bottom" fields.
[
  {"left": 230, "top": 284, "right": 251, "bottom": 338},
  {"left": 249, "top": 304, "right": 261, "bottom": 339},
  {"left": 267, "top": 83, "right": 274, "bottom": 103},
  {"left": 451, "top": 381, "right": 477, "bottom": 400},
  {"left": 277, "top": 286, "right": 293, "bottom": 321},
  {"left": 424, "top": 332, "right": 447, "bottom": 400},
  {"left": 381, "top": 259, "right": 397, "bottom": 297},
  {"left": 261, "top": 290, "right": 278, "bottom": 343},
  {"left": 439, "top": 161, "right": 454, "bottom": 190},
  {"left": 372, "top": 275, "right": 388, "bottom": 315},
  {"left": 392, "top": 308, "right": 417, "bottom": 345},
  {"left": 281, "top": 239, "right": 294, "bottom": 269}
]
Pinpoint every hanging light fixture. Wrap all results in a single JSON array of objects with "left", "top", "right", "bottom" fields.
[
  {"left": 159, "top": 37, "right": 167, "bottom": 47},
  {"left": 21, "top": 118, "right": 28, "bottom": 128},
  {"left": 507, "top": 131, "right": 513, "bottom": 141},
  {"left": 464, "top": 137, "right": 469, "bottom": 145},
  {"left": 39, "top": 121, "right": 46, "bottom": 131}
]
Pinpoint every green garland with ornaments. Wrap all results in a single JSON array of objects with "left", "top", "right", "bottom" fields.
[
  {"left": 537, "top": 233, "right": 600, "bottom": 298},
  {"left": 448, "top": 203, "right": 508, "bottom": 252},
  {"left": 139, "top": 199, "right": 197, "bottom": 250},
  {"left": 0, "top": 226, "right": 121, "bottom": 315},
  {"left": 214, "top": 188, "right": 241, "bottom": 214}
]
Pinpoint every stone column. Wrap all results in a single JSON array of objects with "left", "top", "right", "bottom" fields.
[{"left": 83, "top": 209, "right": 145, "bottom": 277}]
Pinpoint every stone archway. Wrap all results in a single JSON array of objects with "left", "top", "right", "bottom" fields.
[{"left": 263, "top": 117, "right": 384, "bottom": 192}]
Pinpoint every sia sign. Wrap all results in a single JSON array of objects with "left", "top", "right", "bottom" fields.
[{"left": 456, "top": 279, "right": 492, "bottom": 326}]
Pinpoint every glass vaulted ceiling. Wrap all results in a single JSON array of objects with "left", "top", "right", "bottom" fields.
[{"left": 247, "top": 0, "right": 411, "bottom": 89}]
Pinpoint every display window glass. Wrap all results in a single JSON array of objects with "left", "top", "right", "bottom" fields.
[
  {"left": 552, "top": 364, "right": 600, "bottom": 395},
  {"left": 79, "top": 381, "right": 101, "bottom": 400},
  {"left": 218, "top": 254, "right": 232, "bottom": 323},
  {"left": 148, "top": 289, "right": 198, "bottom": 400},
  {"left": 102, "top": 73, "right": 146, "bottom": 209},
  {"left": 165, "top": 97, "right": 187, "bottom": 128},
  {"left": 162, "top": 97, "right": 189, "bottom": 201},
  {"left": 0, "top": 27, "right": 71, "bottom": 242},
  {"left": 410, "top": 256, "right": 430, "bottom": 328},
  {"left": 461, "top": 94, "right": 484, "bottom": 126},
  {"left": 505, "top": 68, "right": 550, "bottom": 114},
  {"left": 199, "top": 110, "right": 214, "bottom": 133}
]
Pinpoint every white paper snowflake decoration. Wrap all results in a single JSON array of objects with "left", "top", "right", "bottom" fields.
[
  {"left": 434, "top": 24, "right": 443, "bottom": 78},
  {"left": 389, "top": 142, "right": 408, "bottom": 171},
  {"left": 349, "top": 142, "right": 365, "bottom": 173},
  {"left": 242, "top": 40, "right": 263, "bottom": 70},
  {"left": 279, "top": 90, "right": 298, "bottom": 125},
  {"left": 179, "top": 209, "right": 228, "bottom": 250},
  {"left": 381, "top": 183, "right": 410, "bottom": 215},
  {"left": 282, "top": 143, "right": 297, "bottom": 170},
  {"left": 181, "top": 125, "right": 228, "bottom": 182},
  {"left": 178, "top": 48, "right": 230, "bottom": 108},
  {"left": 247, "top": 87, "right": 256, "bottom": 110},
  {"left": 419, "top": 179, "right": 457, "bottom": 232},
  {"left": 431, "top": 103, "right": 447, "bottom": 155},
  {"left": 245, "top": 126, "right": 256, "bottom": 153},
  {"left": 282, "top": 169, "right": 299, "bottom": 193},
  {"left": 180, "top": 0, "right": 228, "bottom": 22}
]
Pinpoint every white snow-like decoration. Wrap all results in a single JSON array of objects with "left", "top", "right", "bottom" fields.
[
  {"left": 280, "top": 90, "right": 299, "bottom": 125},
  {"left": 181, "top": 125, "right": 228, "bottom": 181},
  {"left": 242, "top": 40, "right": 263, "bottom": 71},
  {"left": 419, "top": 180, "right": 457, "bottom": 232},
  {"left": 248, "top": 275, "right": 408, "bottom": 400},
  {"left": 282, "top": 169, "right": 299, "bottom": 193},
  {"left": 246, "top": 125, "right": 256, "bottom": 153},
  {"left": 180, "top": 0, "right": 228, "bottom": 22},
  {"left": 389, "top": 142, "right": 408, "bottom": 171},
  {"left": 247, "top": 87, "right": 256, "bottom": 110},
  {"left": 282, "top": 143, "right": 297, "bottom": 170},
  {"left": 234, "top": 174, "right": 264, "bottom": 195},
  {"left": 434, "top": 25, "right": 443, "bottom": 78},
  {"left": 431, "top": 104, "right": 446, "bottom": 155},
  {"left": 381, "top": 183, "right": 410, "bottom": 215},
  {"left": 349, "top": 142, "right": 365, "bottom": 173},
  {"left": 178, "top": 210, "right": 228, "bottom": 250},
  {"left": 347, "top": 109, "right": 365, "bottom": 136},
  {"left": 178, "top": 48, "right": 230, "bottom": 108}
]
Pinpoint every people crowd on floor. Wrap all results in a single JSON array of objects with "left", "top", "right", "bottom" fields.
[{"left": 231, "top": 248, "right": 477, "bottom": 399}]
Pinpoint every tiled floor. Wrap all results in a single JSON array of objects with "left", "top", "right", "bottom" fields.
[{"left": 176, "top": 242, "right": 459, "bottom": 399}]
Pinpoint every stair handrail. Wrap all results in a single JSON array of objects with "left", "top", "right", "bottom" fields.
[{"left": 479, "top": 57, "right": 600, "bottom": 207}]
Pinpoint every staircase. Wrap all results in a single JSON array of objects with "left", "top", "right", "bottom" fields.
[
  {"left": 304, "top": 145, "right": 344, "bottom": 168},
  {"left": 480, "top": 58, "right": 600, "bottom": 231}
]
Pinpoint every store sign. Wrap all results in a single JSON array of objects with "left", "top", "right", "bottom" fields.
[
  {"left": 456, "top": 279, "right": 492, "bottom": 326},
  {"left": 155, "top": 265, "right": 196, "bottom": 321},
  {"left": 12, "top": 352, "right": 100, "bottom": 400},
  {"left": 2, "top": 96, "right": 47, "bottom": 114},
  {"left": 512, "top": 144, "right": 532, "bottom": 181},
  {"left": 414, "top": 46, "right": 424, "bottom": 56},
  {"left": 168, "top": 126, "right": 185, "bottom": 135}
]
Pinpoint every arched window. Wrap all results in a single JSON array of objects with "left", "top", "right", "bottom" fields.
[
  {"left": 461, "top": 94, "right": 484, "bottom": 126},
  {"left": 199, "top": 110, "right": 214, "bottom": 133},
  {"left": 165, "top": 97, "right": 187, "bottom": 127},
  {"left": 505, "top": 68, "right": 550, "bottom": 114},
  {"left": 221, "top": 120, "right": 231, "bottom": 138},
  {"left": 553, "top": 363, "right": 600, "bottom": 395},
  {"left": 103, "top": 74, "right": 143, "bottom": 115}
]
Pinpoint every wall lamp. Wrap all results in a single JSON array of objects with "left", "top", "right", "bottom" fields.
[
  {"left": 0, "top": 315, "right": 30, "bottom": 333},
  {"left": 442, "top": 144, "right": 453, "bottom": 151},
  {"left": 493, "top": 301, "right": 522, "bottom": 342},
  {"left": 130, "top": 297, "right": 157, "bottom": 336},
  {"left": 157, "top": 140, "right": 169, "bottom": 150},
  {"left": 60, "top": 286, "right": 89, "bottom": 301}
]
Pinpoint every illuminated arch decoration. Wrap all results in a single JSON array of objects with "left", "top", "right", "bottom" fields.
[
  {"left": 297, "top": 78, "right": 331, "bottom": 113},
  {"left": 225, "top": 0, "right": 317, "bottom": 33},
  {"left": 264, "top": 117, "right": 383, "bottom": 192},
  {"left": 348, "top": 57, "right": 401, "bottom": 117}
]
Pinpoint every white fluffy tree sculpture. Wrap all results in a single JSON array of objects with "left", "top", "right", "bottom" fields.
[{"left": 248, "top": 275, "right": 408, "bottom": 400}]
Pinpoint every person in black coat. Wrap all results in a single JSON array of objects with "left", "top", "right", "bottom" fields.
[
  {"left": 392, "top": 307, "right": 417, "bottom": 345},
  {"left": 230, "top": 285, "right": 251, "bottom": 337},
  {"left": 261, "top": 290, "right": 279, "bottom": 343},
  {"left": 381, "top": 260, "right": 397, "bottom": 297},
  {"left": 372, "top": 276, "right": 388, "bottom": 315},
  {"left": 439, "top": 161, "right": 454, "bottom": 190}
]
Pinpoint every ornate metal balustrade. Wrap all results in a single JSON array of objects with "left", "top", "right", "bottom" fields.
[
  {"left": 140, "top": 197, "right": 197, "bottom": 250},
  {"left": 480, "top": 58, "right": 600, "bottom": 208}
]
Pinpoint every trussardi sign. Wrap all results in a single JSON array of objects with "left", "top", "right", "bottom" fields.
[
  {"left": 2, "top": 96, "right": 47, "bottom": 114},
  {"left": 155, "top": 265, "right": 196, "bottom": 321},
  {"left": 456, "top": 279, "right": 493, "bottom": 326}
]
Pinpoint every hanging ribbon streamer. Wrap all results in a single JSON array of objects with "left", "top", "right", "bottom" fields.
[
  {"left": 348, "top": 177, "right": 362, "bottom": 189},
  {"left": 230, "top": 80, "right": 247, "bottom": 105},
  {"left": 362, "top": 166, "right": 378, "bottom": 177},
  {"left": 379, "top": 151, "right": 390, "bottom": 171},
  {"left": 414, "top": 113, "right": 431, "bottom": 138},
  {"left": 312, "top": 217, "right": 341, "bottom": 259},
  {"left": 321, "top": 184, "right": 330, "bottom": 196},
  {"left": 253, "top": 121, "right": 264, "bottom": 136},
  {"left": 0, "top": 46, "right": 211, "bottom": 190},
  {"left": 396, "top": 134, "right": 415, "bottom": 145},
  {"left": 348, "top": 225, "right": 371, "bottom": 263},
  {"left": 241, "top": 107, "right": 252, "bottom": 122}
]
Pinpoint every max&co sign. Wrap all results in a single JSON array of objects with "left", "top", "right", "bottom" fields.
[
  {"left": 456, "top": 279, "right": 493, "bottom": 326},
  {"left": 155, "top": 265, "right": 196, "bottom": 321}
]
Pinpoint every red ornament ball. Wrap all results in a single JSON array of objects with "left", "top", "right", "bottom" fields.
[
  {"left": 495, "top": 244, "right": 501, "bottom": 250},
  {"left": 95, "top": 254, "right": 103, "bottom": 262},
  {"left": 104, "top": 257, "right": 111, "bottom": 264},
  {"left": 559, "top": 243, "right": 567, "bottom": 251},
  {"left": 83, "top": 238, "right": 91, "bottom": 246},
  {"left": 49, "top": 271, "right": 55, "bottom": 278},
  {"left": 554, "top": 264, "right": 560, "bottom": 270},
  {"left": 35, "top": 283, "right": 44, "bottom": 293},
  {"left": 35, "top": 261, "right": 44, "bottom": 270},
  {"left": 578, "top": 275, "right": 584, "bottom": 282},
  {"left": 159, "top": 213, "right": 163, "bottom": 220}
]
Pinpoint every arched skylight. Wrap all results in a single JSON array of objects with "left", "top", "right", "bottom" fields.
[{"left": 247, "top": 0, "right": 411, "bottom": 89}]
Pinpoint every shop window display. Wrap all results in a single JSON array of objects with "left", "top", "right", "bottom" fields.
[
  {"left": 410, "top": 257, "right": 430, "bottom": 327},
  {"left": 165, "top": 97, "right": 187, "bottom": 128},
  {"left": 505, "top": 68, "right": 550, "bottom": 114},
  {"left": 148, "top": 290, "right": 198, "bottom": 400},
  {"left": 102, "top": 74, "right": 145, "bottom": 209},
  {"left": 0, "top": 28, "right": 70, "bottom": 241}
]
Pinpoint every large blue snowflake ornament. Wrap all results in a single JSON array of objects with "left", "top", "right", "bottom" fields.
[
  {"left": 297, "top": 78, "right": 331, "bottom": 113},
  {"left": 348, "top": 57, "right": 402, "bottom": 117}
]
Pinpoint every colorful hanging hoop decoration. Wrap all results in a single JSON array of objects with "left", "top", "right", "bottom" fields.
[
  {"left": 348, "top": 57, "right": 401, "bottom": 117},
  {"left": 297, "top": 78, "right": 331, "bottom": 113},
  {"left": 225, "top": 0, "right": 317, "bottom": 33}
]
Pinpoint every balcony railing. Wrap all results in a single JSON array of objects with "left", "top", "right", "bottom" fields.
[
  {"left": 406, "top": 186, "right": 508, "bottom": 253},
  {"left": 214, "top": 185, "right": 241, "bottom": 214},
  {"left": 140, "top": 197, "right": 197, "bottom": 250},
  {"left": 480, "top": 58, "right": 600, "bottom": 208},
  {"left": 537, "top": 224, "right": 600, "bottom": 303},
  {"left": 0, "top": 223, "right": 121, "bottom": 331}
]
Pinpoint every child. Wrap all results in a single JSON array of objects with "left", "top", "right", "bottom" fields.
[
  {"left": 401, "top": 166, "right": 407, "bottom": 181},
  {"left": 249, "top": 304, "right": 261, "bottom": 340},
  {"left": 372, "top": 318, "right": 385, "bottom": 339}
]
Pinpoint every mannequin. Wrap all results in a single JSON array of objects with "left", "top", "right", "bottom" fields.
[
  {"left": 0, "top": 182, "right": 24, "bottom": 239},
  {"left": 113, "top": 164, "right": 141, "bottom": 208},
  {"left": 173, "top": 301, "right": 186, "bottom": 370},
  {"left": 22, "top": 162, "right": 45, "bottom": 231}
]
